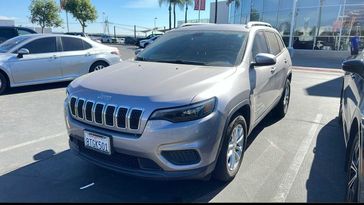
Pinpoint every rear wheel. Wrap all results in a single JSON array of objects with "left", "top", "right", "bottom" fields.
[
  {"left": 346, "top": 134, "right": 360, "bottom": 202},
  {"left": 273, "top": 79, "right": 291, "bottom": 119},
  {"left": 0, "top": 72, "right": 8, "bottom": 95},
  {"left": 89, "top": 61, "right": 109, "bottom": 73},
  {"left": 213, "top": 115, "right": 247, "bottom": 182}
]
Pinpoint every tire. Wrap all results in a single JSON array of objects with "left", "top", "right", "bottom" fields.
[
  {"left": 0, "top": 72, "right": 8, "bottom": 95},
  {"left": 274, "top": 79, "right": 291, "bottom": 119},
  {"left": 213, "top": 115, "right": 247, "bottom": 182},
  {"left": 346, "top": 133, "right": 360, "bottom": 202},
  {"left": 89, "top": 61, "right": 109, "bottom": 73}
]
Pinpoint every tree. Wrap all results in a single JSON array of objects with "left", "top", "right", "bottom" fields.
[
  {"left": 182, "top": 0, "right": 193, "bottom": 23},
  {"left": 159, "top": 0, "right": 172, "bottom": 30},
  {"left": 63, "top": 0, "right": 97, "bottom": 33},
  {"left": 29, "top": 0, "right": 62, "bottom": 33},
  {"left": 226, "top": 0, "right": 240, "bottom": 7}
]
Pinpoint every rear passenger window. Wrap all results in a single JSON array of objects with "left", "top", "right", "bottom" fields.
[
  {"left": 61, "top": 37, "right": 85, "bottom": 51},
  {"left": 252, "top": 31, "right": 269, "bottom": 58},
  {"left": 265, "top": 32, "right": 281, "bottom": 56},
  {"left": 83, "top": 41, "right": 92, "bottom": 49}
]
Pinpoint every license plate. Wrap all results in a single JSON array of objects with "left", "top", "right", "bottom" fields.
[{"left": 84, "top": 131, "right": 111, "bottom": 155}]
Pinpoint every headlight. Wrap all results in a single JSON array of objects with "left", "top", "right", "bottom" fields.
[{"left": 150, "top": 98, "right": 216, "bottom": 123}]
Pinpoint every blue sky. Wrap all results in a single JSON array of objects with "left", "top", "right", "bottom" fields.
[{"left": 0, "top": 0, "right": 215, "bottom": 35}]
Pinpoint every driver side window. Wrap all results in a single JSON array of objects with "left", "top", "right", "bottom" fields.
[
  {"left": 21, "top": 37, "right": 57, "bottom": 54},
  {"left": 252, "top": 31, "right": 269, "bottom": 59}
]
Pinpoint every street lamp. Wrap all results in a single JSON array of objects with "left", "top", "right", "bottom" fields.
[{"left": 154, "top": 17, "right": 158, "bottom": 34}]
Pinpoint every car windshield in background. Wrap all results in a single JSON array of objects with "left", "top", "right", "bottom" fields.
[
  {"left": 0, "top": 36, "right": 32, "bottom": 53},
  {"left": 136, "top": 30, "right": 247, "bottom": 67}
]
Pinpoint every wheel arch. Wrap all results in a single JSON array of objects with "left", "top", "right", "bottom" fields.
[
  {"left": 345, "top": 117, "right": 361, "bottom": 169},
  {"left": 0, "top": 67, "right": 11, "bottom": 87}
]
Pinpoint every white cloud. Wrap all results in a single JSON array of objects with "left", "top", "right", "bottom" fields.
[
  {"left": 0, "top": 16, "right": 18, "bottom": 20},
  {"left": 122, "top": 0, "right": 159, "bottom": 9}
]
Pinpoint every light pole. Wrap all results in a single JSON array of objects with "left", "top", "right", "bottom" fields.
[{"left": 154, "top": 17, "right": 158, "bottom": 34}]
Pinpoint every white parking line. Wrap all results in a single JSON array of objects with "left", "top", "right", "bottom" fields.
[
  {"left": 272, "top": 114, "right": 323, "bottom": 202},
  {"left": 80, "top": 183, "right": 95, "bottom": 190},
  {"left": 0, "top": 132, "right": 66, "bottom": 154}
]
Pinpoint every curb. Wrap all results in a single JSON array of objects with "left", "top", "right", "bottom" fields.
[{"left": 293, "top": 66, "right": 344, "bottom": 74}]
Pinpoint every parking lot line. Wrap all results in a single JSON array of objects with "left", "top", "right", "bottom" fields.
[
  {"left": 0, "top": 132, "right": 66, "bottom": 154},
  {"left": 272, "top": 114, "right": 323, "bottom": 202}
]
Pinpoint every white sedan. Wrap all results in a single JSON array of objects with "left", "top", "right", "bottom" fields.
[{"left": 0, "top": 34, "right": 121, "bottom": 94}]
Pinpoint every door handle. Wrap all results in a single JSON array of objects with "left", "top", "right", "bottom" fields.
[
  {"left": 51, "top": 55, "right": 58, "bottom": 59},
  {"left": 85, "top": 52, "right": 91, "bottom": 56},
  {"left": 271, "top": 67, "right": 276, "bottom": 73}
]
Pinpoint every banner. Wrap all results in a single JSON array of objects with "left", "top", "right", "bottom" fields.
[{"left": 194, "top": 0, "right": 206, "bottom": 11}]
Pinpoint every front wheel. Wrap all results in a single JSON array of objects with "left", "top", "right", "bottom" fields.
[
  {"left": 213, "top": 115, "right": 247, "bottom": 182},
  {"left": 0, "top": 72, "right": 8, "bottom": 95},
  {"left": 273, "top": 79, "right": 291, "bottom": 119}
]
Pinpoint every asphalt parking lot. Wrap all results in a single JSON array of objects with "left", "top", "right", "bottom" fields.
[{"left": 0, "top": 45, "right": 347, "bottom": 202}]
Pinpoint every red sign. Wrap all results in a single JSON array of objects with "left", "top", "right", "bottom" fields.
[{"left": 194, "top": 0, "right": 206, "bottom": 11}]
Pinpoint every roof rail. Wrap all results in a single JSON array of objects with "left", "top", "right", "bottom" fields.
[
  {"left": 179, "top": 23, "right": 211, "bottom": 28},
  {"left": 246, "top": 21, "right": 272, "bottom": 28}
]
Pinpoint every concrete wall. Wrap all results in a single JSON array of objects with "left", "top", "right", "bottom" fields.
[{"left": 209, "top": 1, "right": 229, "bottom": 24}]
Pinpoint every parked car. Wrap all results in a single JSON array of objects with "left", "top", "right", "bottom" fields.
[
  {"left": 136, "top": 33, "right": 163, "bottom": 47},
  {"left": 101, "top": 35, "right": 113, "bottom": 43},
  {"left": 339, "top": 51, "right": 364, "bottom": 202},
  {"left": 139, "top": 36, "right": 160, "bottom": 48},
  {"left": 0, "top": 26, "right": 36, "bottom": 44},
  {"left": 0, "top": 34, "right": 121, "bottom": 94},
  {"left": 64, "top": 22, "right": 292, "bottom": 181}
]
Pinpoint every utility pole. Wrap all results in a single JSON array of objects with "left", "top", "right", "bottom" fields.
[
  {"left": 114, "top": 26, "right": 116, "bottom": 39},
  {"left": 134, "top": 25, "right": 136, "bottom": 39},
  {"left": 198, "top": 0, "right": 201, "bottom": 22},
  {"left": 214, "top": 0, "right": 218, "bottom": 23},
  {"left": 66, "top": 11, "right": 69, "bottom": 32}
]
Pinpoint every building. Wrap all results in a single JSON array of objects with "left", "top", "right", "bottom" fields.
[
  {"left": 228, "top": 0, "right": 364, "bottom": 51},
  {"left": 210, "top": 0, "right": 229, "bottom": 24}
]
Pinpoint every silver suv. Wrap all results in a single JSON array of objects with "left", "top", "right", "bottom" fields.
[{"left": 64, "top": 22, "right": 292, "bottom": 181}]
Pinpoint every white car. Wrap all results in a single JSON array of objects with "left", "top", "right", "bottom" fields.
[
  {"left": 101, "top": 35, "right": 113, "bottom": 43},
  {"left": 139, "top": 36, "right": 160, "bottom": 48},
  {"left": 0, "top": 34, "right": 121, "bottom": 94}
]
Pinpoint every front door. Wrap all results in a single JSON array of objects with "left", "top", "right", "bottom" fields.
[{"left": 9, "top": 37, "right": 62, "bottom": 84}]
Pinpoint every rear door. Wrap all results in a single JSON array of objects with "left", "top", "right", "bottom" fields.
[
  {"left": 251, "top": 30, "right": 276, "bottom": 119},
  {"left": 265, "top": 31, "right": 286, "bottom": 102},
  {"left": 9, "top": 37, "right": 62, "bottom": 84},
  {"left": 59, "top": 36, "right": 94, "bottom": 78}
]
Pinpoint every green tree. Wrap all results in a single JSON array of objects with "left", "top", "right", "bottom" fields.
[
  {"left": 29, "top": 0, "right": 62, "bottom": 33},
  {"left": 182, "top": 0, "right": 193, "bottom": 24},
  {"left": 159, "top": 0, "right": 173, "bottom": 30},
  {"left": 226, "top": 0, "right": 240, "bottom": 7},
  {"left": 159, "top": 0, "right": 184, "bottom": 29},
  {"left": 63, "top": 0, "right": 97, "bottom": 33}
]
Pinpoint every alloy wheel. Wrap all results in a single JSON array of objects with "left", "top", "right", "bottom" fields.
[
  {"left": 283, "top": 82, "right": 291, "bottom": 113},
  {"left": 226, "top": 124, "right": 245, "bottom": 172},
  {"left": 95, "top": 65, "right": 105, "bottom": 71}
]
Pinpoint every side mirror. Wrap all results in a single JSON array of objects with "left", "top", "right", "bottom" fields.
[
  {"left": 17, "top": 48, "right": 30, "bottom": 58},
  {"left": 252, "top": 53, "right": 276, "bottom": 66},
  {"left": 342, "top": 59, "right": 364, "bottom": 77},
  {"left": 135, "top": 48, "right": 144, "bottom": 55}
]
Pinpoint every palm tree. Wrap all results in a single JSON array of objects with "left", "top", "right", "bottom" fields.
[
  {"left": 182, "top": 0, "right": 193, "bottom": 23},
  {"left": 159, "top": 0, "right": 172, "bottom": 30},
  {"left": 226, "top": 0, "right": 240, "bottom": 7}
]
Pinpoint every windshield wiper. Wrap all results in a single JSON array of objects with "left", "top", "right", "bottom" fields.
[{"left": 154, "top": 59, "right": 207, "bottom": 65}]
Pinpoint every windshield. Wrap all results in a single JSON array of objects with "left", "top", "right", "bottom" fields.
[
  {"left": 136, "top": 30, "right": 247, "bottom": 67},
  {"left": 0, "top": 36, "right": 32, "bottom": 53}
]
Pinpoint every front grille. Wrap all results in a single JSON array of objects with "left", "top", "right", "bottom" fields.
[{"left": 68, "top": 96, "right": 144, "bottom": 133}]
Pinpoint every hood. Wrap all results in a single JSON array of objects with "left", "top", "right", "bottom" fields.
[
  {"left": 70, "top": 60, "right": 235, "bottom": 105},
  {"left": 0, "top": 53, "right": 13, "bottom": 62}
]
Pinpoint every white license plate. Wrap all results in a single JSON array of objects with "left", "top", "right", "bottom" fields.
[{"left": 84, "top": 131, "right": 111, "bottom": 155}]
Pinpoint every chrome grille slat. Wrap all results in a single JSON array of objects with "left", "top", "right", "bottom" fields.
[{"left": 68, "top": 96, "right": 143, "bottom": 133}]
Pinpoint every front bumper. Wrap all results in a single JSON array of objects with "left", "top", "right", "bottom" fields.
[{"left": 64, "top": 102, "right": 225, "bottom": 180}]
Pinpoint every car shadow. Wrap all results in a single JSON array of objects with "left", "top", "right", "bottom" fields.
[
  {"left": 305, "top": 76, "right": 343, "bottom": 98},
  {"left": 306, "top": 117, "right": 347, "bottom": 202},
  {"left": 2, "top": 81, "right": 71, "bottom": 96},
  {"left": 0, "top": 113, "right": 286, "bottom": 203}
]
